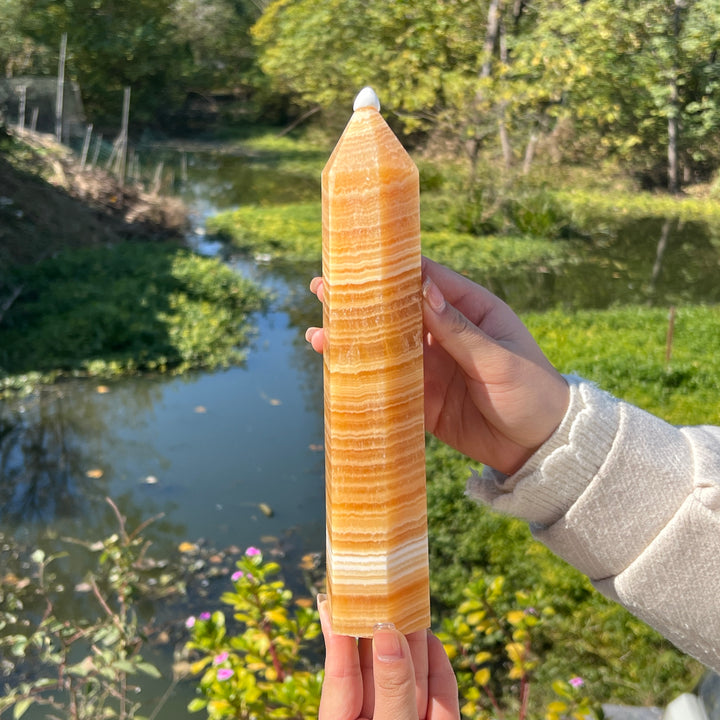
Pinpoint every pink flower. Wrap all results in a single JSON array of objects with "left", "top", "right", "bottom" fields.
[
  {"left": 245, "top": 546, "right": 261, "bottom": 557},
  {"left": 217, "top": 668, "right": 234, "bottom": 681},
  {"left": 569, "top": 677, "right": 584, "bottom": 688},
  {"left": 213, "top": 651, "right": 229, "bottom": 665},
  {"left": 231, "top": 570, "right": 244, "bottom": 582},
  {"left": 199, "top": 612, "right": 211, "bottom": 620},
  {"left": 185, "top": 616, "right": 196, "bottom": 629}
]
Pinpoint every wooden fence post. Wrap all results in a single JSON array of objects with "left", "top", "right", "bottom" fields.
[
  {"left": 17, "top": 85, "right": 27, "bottom": 135},
  {"left": 55, "top": 32, "right": 67, "bottom": 143},
  {"left": 80, "top": 123, "right": 93, "bottom": 169},
  {"left": 118, "top": 86, "right": 131, "bottom": 188}
]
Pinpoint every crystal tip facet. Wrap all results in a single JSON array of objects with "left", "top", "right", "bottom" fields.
[{"left": 353, "top": 87, "right": 381, "bottom": 113}]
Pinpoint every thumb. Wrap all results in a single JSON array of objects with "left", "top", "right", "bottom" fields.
[{"left": 372, "top": 625, "right": 420, "bottom": 720}]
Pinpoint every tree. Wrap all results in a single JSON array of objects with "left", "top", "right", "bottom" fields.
[
  {"left": 0, "top": 0, "right": 52, "bottom": 78},
  {"left": 523, "top": 0, "right": 720, "bottom": 188},
  {"left": 17, "top": 0, "right": 187, "bottom": 127},
  {"left": 251, "top": 0, "right": 489, "bottom": 128},
  {"left": 171, "top": 0, "right": 262, "bottom": 92}
]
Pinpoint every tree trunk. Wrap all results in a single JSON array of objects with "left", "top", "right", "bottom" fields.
[
  {"left": 480, "top": 0, "right": 503, "bottom": 79},
  {"left": 497, "top": 14, "right": 512, "bottom": 169},
  {"left": 522, "top": 131, "right": 538, "bottom": 174},
  {"left": 667, "top": 82, "right": 679, "bottom": 193},
  {"left": 467, "top": 0, "right": 504, "bottom": 171},
  {"left": 667, "top": 0, "right": 686, "bottom": 194}
]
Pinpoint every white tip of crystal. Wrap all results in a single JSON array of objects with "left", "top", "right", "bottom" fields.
[{"left": 353, "top": 87, "right": 381, "bottom": 112}]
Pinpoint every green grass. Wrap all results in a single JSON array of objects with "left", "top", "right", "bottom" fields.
[
  {"left": 208, "top": 203, "right": 323, "bottom": 264},
  {"left": 529, "top": 304, "right": 720, "bottom": 425}
]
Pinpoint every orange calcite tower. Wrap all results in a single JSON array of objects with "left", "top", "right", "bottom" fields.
[{"left": 322, "top": 88, "right": 430, "bottom": 637}]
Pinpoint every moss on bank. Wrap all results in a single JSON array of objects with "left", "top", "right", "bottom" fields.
[{"left": 0, "top": 243, "right": 268, "bottom": 394}]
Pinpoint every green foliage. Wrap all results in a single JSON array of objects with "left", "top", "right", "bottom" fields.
[
  {"left": 185, "top": 549, "right": 323, "bottom": 719},
  {"left": 0, "top": 498, "right": 181, "bottom": 720},
  {"left": 437, "top": 575, "right": 601, "bottom": 719},
  {"left": 0, "top": 242, "right": 268, "bottom": 388},
  {"left": 205, "top": 197, "right": 572, "bottom": 274},
  {"left": 16, "top": 0, "right": 186, "bottom": 126},
  {"left": 251, "top": 0, "right": 720, "bottom": 186},
  {"left": 208, "top": 203, "right": 322, "bottom": 265},
  {"left": 553, "top": 187, "right": 720, "bottom": 231},
  {"left": 171, "top": 0, "right": 262, "bottom": 94}
]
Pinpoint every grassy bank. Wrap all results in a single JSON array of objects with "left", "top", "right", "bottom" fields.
[{"left": 0, "top": 130, "right": 269, "bottom": 395}]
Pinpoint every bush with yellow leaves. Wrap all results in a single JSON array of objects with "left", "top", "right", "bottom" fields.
[
  {"left": 437, "top": 574, "right": 601, "bottom": 720},
  {"left": 184, "top": 548, "right": 323, "bottom": 719}
]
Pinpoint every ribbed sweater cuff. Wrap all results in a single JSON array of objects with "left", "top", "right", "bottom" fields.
[{"left": 465, "top": 375, "right": 620, "bottom": 527}]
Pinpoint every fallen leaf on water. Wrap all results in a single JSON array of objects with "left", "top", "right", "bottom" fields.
[
  {"left": 3, "top": 573, "right": 31, "bottom": 590},
  {"left": 178, "top": 541, "right": 198, "bottom": 553},
  {"left": 209, "top": 554, "right": 223, "bottom": 564},
  {"left": 259, "top": 502, "right": 274, "bottom": 517},
  {"left": 75, "top": 582, "right": 92, "bottom": 593},
  {"left": 226, "top": 545, "right": 242, "bottom": 554},
  {"left": 260, "top": 536, "right": 278, "bottom": 545},
  {"left": 96, "top": 385, "right": 110, "bottom": 394},
  {"left": 300, "top": 553, "right": 320, "bottom": 571},
  {"left": 143, "top": 475, "right": 158, "bottom": 485},
  {"left": 172, "top": 660, "right": 193, "bottom": 679},
  {"left": 308, "top": 444, "right": 324, "bottom": 452},
  {"left": 269, "top": 398, "right": 282, "bottom": 406},
  {"left": 86, "top": 468, "right": 104, "bottom": 479},
  {"left": 194, "top": 405, "right": 207, "bottom": 414}
]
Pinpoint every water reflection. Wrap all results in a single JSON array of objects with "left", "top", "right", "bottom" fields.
[{"left": 472, "top": 217, "right": 720, "bottom": 312}]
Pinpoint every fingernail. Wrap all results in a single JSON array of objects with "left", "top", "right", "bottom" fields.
[
  {"left": 373, "top": 623, "right": 403, "bottom": 661},
  {"left": 317, "top": 594, "right": 331, "bottom": 634},
  {"left": 305, "top": 327, "right": 317, "bottom": 343},
  {"left": 422, "top": 276, "right": 445, "bottom": 313}
]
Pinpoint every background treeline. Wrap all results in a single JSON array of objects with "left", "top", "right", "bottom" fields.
[{"left": 2, "top": 0, "right": 720, "bottom": 191}]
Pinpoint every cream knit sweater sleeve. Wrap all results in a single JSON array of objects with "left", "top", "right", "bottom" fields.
[{"left": 466, "top": 375, "right": 720, "bottom": 674}]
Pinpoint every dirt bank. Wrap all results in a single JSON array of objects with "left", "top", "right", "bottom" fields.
[{"left": 0, "top": 126, "right": 189, "bottom": 270}]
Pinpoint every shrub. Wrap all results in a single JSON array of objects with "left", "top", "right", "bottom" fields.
[
  {"left": 0, "top": 498, "right": 181, "bottom": 720},
  {"left": 185, "top": 548, "right": 323, "bottom": 720}
]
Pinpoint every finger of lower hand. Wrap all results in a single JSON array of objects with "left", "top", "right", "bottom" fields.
[
  {"left": 309, "top": 276, "right": 325, "bottom": 302},
  {"left": 407, "top": 630, "right": 429, "bottom": 718},
  {"left": 304, "top": 326, "right": 325, "bottom": 353},
  {"left": 318, "top": 595, "right": 364, "bottom": 720},
  {"left": 372, "top": 625, "right": 420, "bottom": 720},
  {"left": 426, "top": 633, "right": 460, "bottom": 720}
]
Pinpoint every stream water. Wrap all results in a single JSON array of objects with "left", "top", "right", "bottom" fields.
[{"left": 2, "top": 145, "right": 720, "bottom": 717}]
